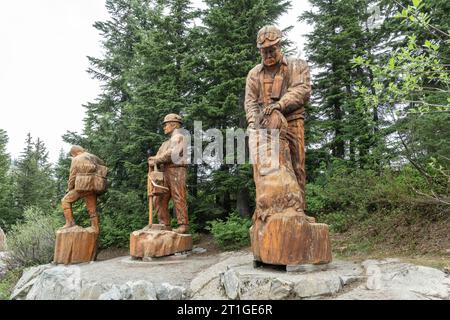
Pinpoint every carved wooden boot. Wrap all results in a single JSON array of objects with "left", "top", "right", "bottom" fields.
[{"left": 173, "top": 224, "right": 189, "bottom": 234}]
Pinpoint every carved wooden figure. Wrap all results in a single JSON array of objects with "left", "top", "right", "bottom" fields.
[
  {"left": 130, "top": 114, "right": 193, "bottom": 259},
  {"left": 245, "top": 26, "right": 332, "bottom": 268},
  {"left": 54, "top": 145, "right": 107, "bottom": 265},
  {"left": 0, "top": 227, "right": 6, "bottom": 251}
]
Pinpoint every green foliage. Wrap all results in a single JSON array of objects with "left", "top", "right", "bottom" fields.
[
  {"left": 12, "top": 134, "right": 57, "bottom": 217},
  {"left": 0, "top": 268, "right": 23, "bottom": 300},
  {"left": 6, "top": 207, "right": 62, "bottom": 268},
  {"left": 207, "top": 212, "right": 252, "bottom": 250},
  {"left": 59, "top": 0, "right": 290, "bottom": 247},
  {"left": 0, "top": 129, "right": 17, "bottom": 230},
  {"left": 308, "top": 163, "right": 435, "bottom": 233}
]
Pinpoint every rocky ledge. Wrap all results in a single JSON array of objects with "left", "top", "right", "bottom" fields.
[{"left": 10, "top": 252, "right": 450, "bottom": 300}]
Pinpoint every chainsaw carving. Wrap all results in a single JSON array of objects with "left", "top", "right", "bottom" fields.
[
  {"left": 246, "top": 26, "right": 332, "bottom": 268},
  {"left": 54, "top": 145, "right": 108, "bottom": 264},
  {"left": 130, "top": 114, "right": 192, "bottom": 259}
]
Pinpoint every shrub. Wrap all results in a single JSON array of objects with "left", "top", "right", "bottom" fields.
[
  {"left": 207, "top": 212, "right": 252, "bottom": 250},
  {"left": 0, "top": 268, "right": 23, "bottom": 300},
  {"left": 6, "top": 207, "right": 61, "bottom": 268}
]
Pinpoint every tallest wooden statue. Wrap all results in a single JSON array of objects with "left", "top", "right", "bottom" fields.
[{"left": 245, "top": 26, "right": 332, "bottom": 268}]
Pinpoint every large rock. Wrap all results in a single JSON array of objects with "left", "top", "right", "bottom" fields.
[
  {"left": 219, "top": 260, "right": 362, "bottom": 300},
  {"left": 0, "top": 227, "right": 6, "bottom": 251},
  {"left": 9, "top": 253, "right": 450, "bottom": 300},
  {"left": 10, "top": 264, "right": 53, "bottom": 299},
  {"left": 335, "top": 259, "right": 450, "bottom": 300},
  {"left": 26, "top": 265, "right": 82, "bottom": 300},
  {"left": 130, "top": 228, "right": 193, "bottom": 258},
  {"left": 54, "top": 226, "right": 99, "bottom": 264}
]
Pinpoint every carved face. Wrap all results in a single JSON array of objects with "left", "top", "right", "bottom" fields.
[
  {"left": 260, "top": 43, "right": 282, "bottom": 67},
  {"left": 163, "top": 122, "right": 180, "bottom": 135}
]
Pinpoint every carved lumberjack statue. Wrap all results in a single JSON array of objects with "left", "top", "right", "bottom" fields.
[
  {"left": 245, "top": 25, "right": 311, "bottom": 210},
  {"left": 147, "top": 113, "right": 189, "bottom": 234},
  {"left": 54, "top": 145, "right": 108, "bottom": 264},
  {"left": 129, "top": 114, "right": 192, "bottom": 259},
  {"left": 245, "top": 26, "right": 332, "bottom": 268}
]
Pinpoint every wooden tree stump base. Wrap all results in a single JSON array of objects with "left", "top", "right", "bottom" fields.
[
  {"left": 54, "top": 226, "right": 99, "bottom": 265},
  {"left": 130, "top": 225, "right": 193, "bottom": 258},
  {"left": 251, "top": 212, "right": 332, "bottom": 266}
]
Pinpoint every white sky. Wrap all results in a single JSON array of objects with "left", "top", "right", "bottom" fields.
[{"left": 0, "top": 0, "right": 312, "bottom": 164}]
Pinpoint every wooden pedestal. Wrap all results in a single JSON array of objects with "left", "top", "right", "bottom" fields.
[
  {"left": 130, "top": 226, "right": 193, "bottom": 258},
  {"left": 54, "top": 226, "right": 99, "bottom": 265},
  {"left": 250, "top": 213, "right": 332, "bottom": 266}
]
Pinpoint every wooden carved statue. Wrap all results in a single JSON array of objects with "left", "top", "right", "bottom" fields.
[
  {"left": 130, "top": 114, "right": 192, "bottom": 259},
  {"left": 245, "top": 25, "right": 311, "bottom": 210},
  {"left": 54, "top": 145, "right": 108, "bottom": 264},
  {"left": 245, "top": 26, "right": 332, "bottom": 268},
  {"left": 148, "top": 113, "right": 189, "bottom": 234}
]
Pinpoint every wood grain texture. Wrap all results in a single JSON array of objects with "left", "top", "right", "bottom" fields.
[
  {"left": 54, "top": 226, "right": 99, "bottom": 264},
  {"left": 130, "top": 228, "right": 192, "bottom": 258},
  {"left": 251, "top": 212, "right": 332, "bottom": 265},
  {"left": 0, "top": 227, "right": 6, "bottom": 251}
]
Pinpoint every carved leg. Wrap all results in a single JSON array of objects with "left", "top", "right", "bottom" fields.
[
  {"left": 84, "top": 193, "right": 99, "bottom": 233},
  {"left": 61, "top": 191, "right": 79, "bottom": 228},
  {"left": 62, "top": 208, "right": 76, "bottom": 229}
]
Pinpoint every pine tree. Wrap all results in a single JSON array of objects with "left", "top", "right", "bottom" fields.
[
  {"left": 12, "top": 133, "right": 57, "bottom": 216},
  {"left": 0, "top": 129, "right": 18, "bottom": 229},
  {"left": 299, "top": 0, "right": 394, "bottom": 174},
  {"left": 186, "top": 0, "right": 290, "bottom": 220},
  {"left": 66, "top": 0, "right": 199, "bottom": 246}
]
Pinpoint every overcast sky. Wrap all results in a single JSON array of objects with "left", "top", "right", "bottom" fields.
[{"left": 0, "top": 0, "right": 312, "bottom": 164}]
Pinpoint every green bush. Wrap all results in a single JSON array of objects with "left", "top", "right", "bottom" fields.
[
  {"left": 0, "top": 268, "right": 23, "bottom": 300},
  {"left": 307, "top": 162, "right": 433, "bottom": 232},
  {"left": 6, "top": 207, "right": 61, "bottom": 268},
  {"left": 207, "top": 212, "right": 252, "bottom": 251},
  {"left": 318, "top": 210, "right": 360, "bottom": 233}
]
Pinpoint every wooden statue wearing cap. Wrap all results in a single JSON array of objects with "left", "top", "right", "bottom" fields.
[
  {"left": 245, "top": 26, "right": 332, "bottom": 269},
  {"left": 245, "top": 25, "right": 312, "bottom": 210},
  {"left": 147, "top": 113, "right": 189, "bottom": 234},
  {"left": 129, "top": 113, "right": 192, "bottom": 259}
]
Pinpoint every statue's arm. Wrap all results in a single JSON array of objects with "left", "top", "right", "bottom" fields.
[
  {"left": 244, "top": 69, "right": 260, "bottom": 126},
  {"left": 278, "top": 59, "right": 311, "bottom": 113},
  {"left": 153, "top": 135, "right": 185, "bottom": 165}
]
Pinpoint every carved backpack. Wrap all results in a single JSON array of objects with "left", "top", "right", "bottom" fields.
[{"left": 74, "top": 153, "right": 108, "bottom": 194}]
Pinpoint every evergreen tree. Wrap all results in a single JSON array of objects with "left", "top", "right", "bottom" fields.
[
  {"left": 54, "top": 149, "right": 71, "bottom": 200},
  {"left": 187, "top": 0, "right": 290, "bottom": 220},
  {"left": 0, "top": 129, "right": 17, "bottom": 230},
  {"left": 12, "top": 133, "right": 57, "bottom": 216},
  {"left": 66, "top": 0, "right": 199, "bottom": 246}
]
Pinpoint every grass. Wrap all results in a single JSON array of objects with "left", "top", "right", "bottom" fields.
[{"left": 0, "top": 268, "right": 23, "bottom": 300}]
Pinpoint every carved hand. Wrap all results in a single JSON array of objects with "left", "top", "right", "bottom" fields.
[{"left": 263, "top": 102, "right": 280, "bottom": 116}]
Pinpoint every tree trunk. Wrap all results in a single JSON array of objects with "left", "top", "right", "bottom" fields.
[{"left": 236, "top": 187, "right": 250, "bottom": 217}]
